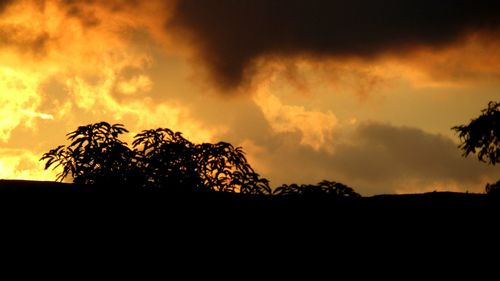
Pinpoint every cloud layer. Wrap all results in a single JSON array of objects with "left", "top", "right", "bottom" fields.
[
  {"left": 0, "top": 1, "right": 498, "bottom": 195},
  {"left": 168, "top": 0, "right": 500, "bottom": 88},
  {"left": 244, "top": 122, "right": 498, "bottom": 195}
]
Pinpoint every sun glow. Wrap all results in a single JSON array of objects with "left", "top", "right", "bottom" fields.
[
  {"left": 0, "top": 0, "right": 214, "bottom": 180},
  {"left": 0, "top": 149, "right": 56, "bottom": 180}
]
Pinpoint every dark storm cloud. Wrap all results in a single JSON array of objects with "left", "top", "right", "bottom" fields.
[{"left": 168, "top": 0, "right": 500, "bottom": 88}]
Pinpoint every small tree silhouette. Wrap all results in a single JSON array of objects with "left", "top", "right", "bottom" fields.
[
  {"left": 41, "top": 122, "right": 139, "bottom": 186},
  {"left": 273, "top": 180, "right": 360, "bottom": 198},
  {"left": 194, "top": 142, "right": 271, "bottom": 194},
  {"left": 132, "top": 128, "right": 271, "bottom": 194},
  {"left": 452, "top": 101, "right": 499, "bottom": 194},
  {"left": 132, "top": 128, "right": 201, "bottom": 190}
]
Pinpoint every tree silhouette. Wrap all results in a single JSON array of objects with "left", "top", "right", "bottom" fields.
[
  {"left": 132, "top": 128, "right": 201, "bottom": 190},
  {"left": 452, "top": 101, "right": 499, "bottom": 165},
  {"left": 194, "top": 142, "right": 271, "bottom": 194},
  {"left": 273, "top": 180, "right": 360, "bottom": 198},
  {"left": 452, "top": 101, "right": 499, "bottom": 194},
  {"left": 41, "top": 122, "right": 272, "bottom": 194},
  {"left": 41, "top": 122, "right": 139, "bottom": 186},
  {"left": 132, "top": 128, "right": 271, "bottom": 194},
  {"left": 42, "top": 122, "right": 360, "bottom": 197}
]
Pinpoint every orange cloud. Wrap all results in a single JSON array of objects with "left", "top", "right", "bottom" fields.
[
  {"left": 253, "top": 76, "right": 337, "bottom": 151},
  {"left": 401, "top": 31, "right": 500, "bottom": 87},
  {"left": 0, "top": 148, "right": 56, "bottom": 180},
  {"left": 236, "top": 32, "right": 500, "bottom": 104},
  {"left": 0, "top": 0, "right": 215, "bottom": 180}
]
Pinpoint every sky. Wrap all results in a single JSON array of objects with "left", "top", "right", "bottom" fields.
[{"left": 0, "top": 0, "right": 498, "bottom": 195}]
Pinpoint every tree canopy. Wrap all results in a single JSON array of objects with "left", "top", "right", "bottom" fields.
[
  {"left": 40, "top": 122, "right": 138, "bottom": 186},
  {"left": 453, "top": 101, "right": 499, "bottom": 194},
  {"left": 452, "top": 101, "right": 499, "bottom": 165},
  {"left": 41, "top": 122, "right": 273, "bottom": 194},
  {"left": 41, "top": 122, "right": 358, "bottom": 197}
]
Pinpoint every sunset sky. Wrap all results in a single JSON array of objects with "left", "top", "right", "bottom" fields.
[{"left": 0, "top": 0, "right": 498, "bottom": 195}]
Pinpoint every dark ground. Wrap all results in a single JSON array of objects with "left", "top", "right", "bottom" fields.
[
  {"left": 0, "top": 179, "right": 496, "bottom": 271},
  {"left": 1, "top": 179, "right": 498, "bottom": 222}
]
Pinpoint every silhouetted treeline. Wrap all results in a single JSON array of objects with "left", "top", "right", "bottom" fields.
[
  {"left": 38, "top": 99, "right": 498, "bottom": 197},
  {"left": 41, "top": 122, "right": 359, "bottom": 197}
]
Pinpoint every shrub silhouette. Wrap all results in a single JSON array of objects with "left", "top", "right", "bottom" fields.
[
  {"left": 273, "top": 180, "right": 360, "bottom": 198},
  {"left": 42, "top": 122, "right": 271, "bottom": 194},
  {"left": 452, "top": 101, "right": 499, "bottom": 194},
  {"left": 485, "top": 180, "right": 500, "bottom": 196}
]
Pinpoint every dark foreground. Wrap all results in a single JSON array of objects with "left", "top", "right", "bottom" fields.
[
  {"left": 0, "top": 179, "right": 497, "bottom": 268},
  {"left": 1, "top": 179, "right": 498, "bottom": 220}
]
